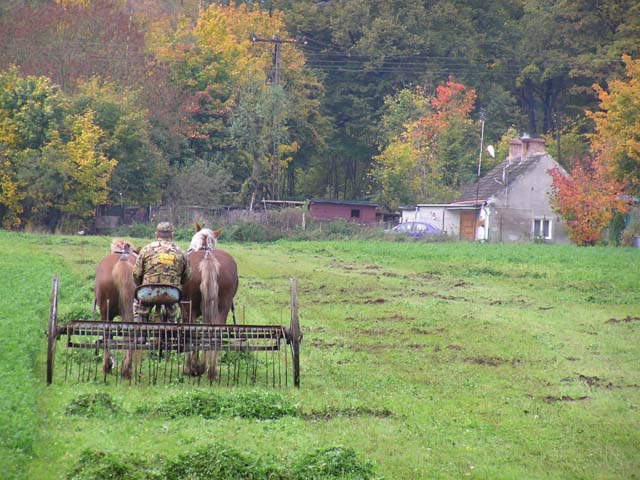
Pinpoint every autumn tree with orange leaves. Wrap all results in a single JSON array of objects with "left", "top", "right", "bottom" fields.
[
  {"left": 371, "top": 77, "right": 479, "bottom": 209},
  {"left": 549, "top": 156, "right": 629, "bottom": 246},
  {"left": 548, "top": 55, "right": 639, "bottom": 245},
  {"left": 589, "top": 55, "right": 640, "bottom": 194}
]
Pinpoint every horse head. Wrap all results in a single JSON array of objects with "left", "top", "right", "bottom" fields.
[
  {"left": 190, "top": 224, "right": 223, "bottom": 253},
  {"left": 110, "top": 238, "right": 136, "bottom": 255}
]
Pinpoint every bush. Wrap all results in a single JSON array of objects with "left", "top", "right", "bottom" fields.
[
  {"left": 291, "top": 446, "right": 380, "bottom": 480},
  {"left": 66, "top": 445, "right": 380, "bottom": 480},
  {"left": 621, "top": 219, "right": 640, "bottom": 247},
  {"left": 66, "top": 393, "right": 120, "bottom": 417},
  {"left": 59, "top": 306, "right": 95, "bottom": 323},
  {"left": 139, "top": 390, "right": 298, "bottom": 420},
  {"left": 163, "top": 444, "right": 287, "bottom": 480},
  {"left": 66, "top": 449, "right": 163, "bottom": 480},
  {"left": 225, "top": 221, "right": 284, "bottom": 242},
  {"left": 117, "top": 221, "right": 155, "bottom": 240}
]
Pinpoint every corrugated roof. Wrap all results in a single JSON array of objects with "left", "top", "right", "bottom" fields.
[
  {"left": 455, "top": 154, "right": 548, "bottom": 204},
  {"left": 310, "top": 199, "right": 378, "bottom": 207}
]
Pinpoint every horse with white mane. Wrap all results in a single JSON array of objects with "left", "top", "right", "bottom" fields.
[{"left": 181, "top": 224, "right": 239, "bottom": 380}]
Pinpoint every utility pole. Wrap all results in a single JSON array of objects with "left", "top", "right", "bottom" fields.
[
  {"left": 473, "top": 113, "right": 486, "bottom": 241},
  {"left": 251, "top": 34, "right": 299, "bottom": 200},
  {"left": 251, "top": 35, "right": 298, "bottom": 84}
]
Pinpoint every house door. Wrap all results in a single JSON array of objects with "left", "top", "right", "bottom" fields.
[{"left": 460, "top": 210, "right": 476, "bottom": 240}]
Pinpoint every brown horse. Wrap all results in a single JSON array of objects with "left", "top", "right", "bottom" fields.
[
  {"left": 94, "top": 239, "right": 137, "bottom": 378},
  {"left": 181, "top": 224, "right": 239, "bottom": 380}
]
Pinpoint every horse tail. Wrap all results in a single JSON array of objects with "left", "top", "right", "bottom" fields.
[
  {"left": 200, "top": 252, "right": 220, "bottom": 324},
  {"left": 112, "top": 257, "right": 135, "bottom": 323}
]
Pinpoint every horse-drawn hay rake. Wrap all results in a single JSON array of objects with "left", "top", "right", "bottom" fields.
[{"left": 46, "top": 275, "right": 302, "bottom": 388}]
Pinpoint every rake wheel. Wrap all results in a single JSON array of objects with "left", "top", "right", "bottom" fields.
[{"left": 47, "top": 275, "right": 59, "bottom": 385}]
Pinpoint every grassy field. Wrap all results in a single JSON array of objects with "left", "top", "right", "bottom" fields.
[{"left": 0, "top": 230, "right": 639, "bottom": 479}]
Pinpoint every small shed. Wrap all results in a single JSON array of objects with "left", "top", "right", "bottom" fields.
[{"left": 309, "top": 200, "right": 378, "bottom": 224}]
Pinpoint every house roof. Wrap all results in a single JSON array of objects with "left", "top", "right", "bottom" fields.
[
  {"left": 455, "top": 154, "right": 549, "bottom": 205},
  {"left": 310, "top": 199, "right": 378, "bottom": 207}
]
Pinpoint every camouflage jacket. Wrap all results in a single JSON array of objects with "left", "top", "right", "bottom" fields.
[{"left": 133, "top": 240, "right": 191, "bottom": 288}]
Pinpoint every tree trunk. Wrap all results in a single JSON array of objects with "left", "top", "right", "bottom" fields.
[{"left": 520, "top": 79, "right": 537, "bottom": 135}]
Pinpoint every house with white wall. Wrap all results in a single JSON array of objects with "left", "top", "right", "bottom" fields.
[{"left": 401, "top": 137, "right": 570, "bottom": 243}]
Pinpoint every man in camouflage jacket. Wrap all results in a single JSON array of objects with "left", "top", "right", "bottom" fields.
[{"left": 133, "top": 222, "right": 191, "bottom": 322}]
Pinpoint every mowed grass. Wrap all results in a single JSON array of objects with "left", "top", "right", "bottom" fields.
[{"left": 0, "top": 230, "right": 639, "bottom": 479}]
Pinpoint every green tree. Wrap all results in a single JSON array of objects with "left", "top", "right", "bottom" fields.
[
  {"left": 371, "top": 78, "right": 478, "bottom": 209},
  {"left": 0, "top": 69, "right": 117, "bottom": 230},
  {"left": 0, "top": 68, "right": 67, "bottom": 228},
  {"left": 71, "top": 78, "right": 167, "bottom": 205},
  {"left": 59, "top": 111, "right": 116, "bottom": 229}
]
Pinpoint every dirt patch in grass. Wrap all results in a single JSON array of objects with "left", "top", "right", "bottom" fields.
[
  {"left": 447, "top": 344, "right": 463, "bottom": 350},
  {"left": 310, "top": 339, "right": 341, "bottom": 349},
  {"left": 411, "top": 327, "right": 445, "bottom": 335},
  {"left": 489, "top": 298, "right": 530, "bottom": 307},
  {"left": 414, "top": 272, "right": 441, "bottom": 280},
  {"left": 606, "top": 316, "right": 640, "bottom": 324},
  {"left": 302, "top": 406, "right": 394, "bottom": 421},
  {"left": 354, "top": 326, "right": 393, "bottom": 336},
  {"left": 375, "top": 314, "right": 414, "bottom": 322},
  {"left": 561, "top": 374, "right": 613, "bottom": 389},
  {"left": 349, "top": 342, "right": 397, "bottom": 353},
  {"left": 361, "top": 270, "right": 400, "bottom": 278},
  {"left": 423, "top": 292, "right": 468, "bottom": 302},
  {"left": 464, "top": 356, "right": 507, "bottom": 367},
  {"left": 305, "top": 326, "right": 327, "bottom": 333},
  {"left": 543, "top": 395, "right": 590, "bottom": 404},
  {"left": 364, "top": 298, "right": 386, "bottom": 304}
]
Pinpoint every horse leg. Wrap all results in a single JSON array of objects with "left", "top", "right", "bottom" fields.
[
  {"left": 206, "top": 305, "right": 232, "bottom": 381},
  {"left": 101, "top": 300, "right": 114, "bottom": 375},
  {"left": 122, "top": 350, "right": 132, "bottom": 379},
  {"left": 207, "top": 350, "right": 218, "bottom": 381},
  {"left": 182, "top": 303, "right": 205, "bottom": 377}
]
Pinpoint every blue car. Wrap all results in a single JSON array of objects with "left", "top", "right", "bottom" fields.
[{"left": 385, "top": 221, "right": 442, "bottom": 238}]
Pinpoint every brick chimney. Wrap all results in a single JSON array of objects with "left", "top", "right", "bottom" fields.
[{"left": 508, "top": 136, "right": 546, "bottom": 162}]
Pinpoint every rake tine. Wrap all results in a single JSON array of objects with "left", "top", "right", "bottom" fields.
[
  {"left": 93, "top": 339, "right": 98, "bottom": 383},
  {"left": 244, "top": 340, "right": 250, "bottom": 386},
  {"left": 77, "top": 328, "right": 84, "bottom": 383},
  {"left": 285, "top": 333, "right": 288, "bottom": 388},
  {"left": 237, "top": 331, "right": 243, "bottom": 386},
  {"left": 133, "top": 326, "right": 138, "bottom": 386},
  {"left": 163, "top": 327, "right": 168, "bottom": 385},
  {"left": 147, "top": 326, "right": 153, "bottom": 386},
  {"left": 273, "top": 331, "right": 277, "bottom": 388},
  {"left": 278, "top": 334, "right": 282, "bottom": 389}
]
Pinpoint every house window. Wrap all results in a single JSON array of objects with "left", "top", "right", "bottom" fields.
[
  {"left": 533, "top": 217, "right": 552, "bottom": 240},
  {"left": 350, "top": 209, "right": 360, "bottom": 218}
]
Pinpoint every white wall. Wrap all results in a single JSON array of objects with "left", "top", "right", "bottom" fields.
[{"left": 402, "top": 206, "right": 460, "bottom": 236}]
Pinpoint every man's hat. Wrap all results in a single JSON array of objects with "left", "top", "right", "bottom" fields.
[{"left": 156, "top": 222, "right": 174, "bottom": 233}]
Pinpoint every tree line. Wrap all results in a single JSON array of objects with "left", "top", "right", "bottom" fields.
[{"left": 0, "top": 0, "right": 638, "bottom": 239}]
